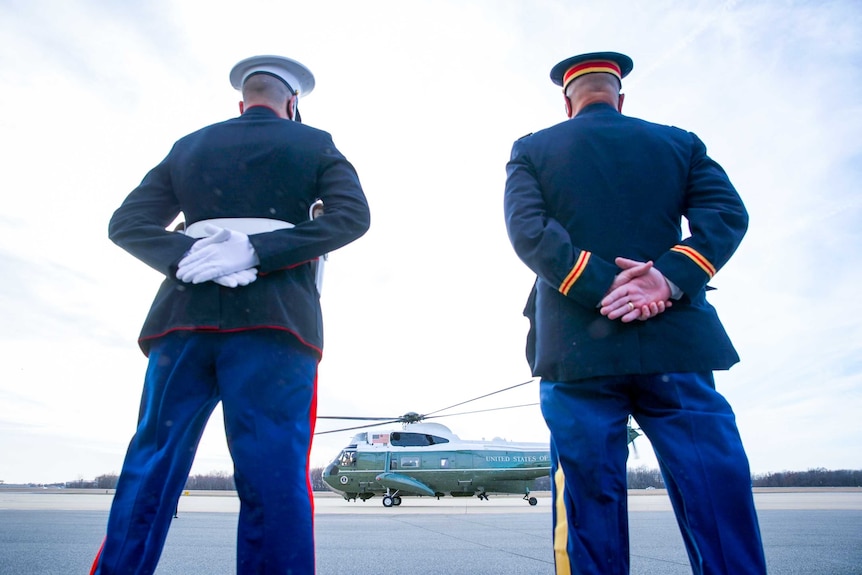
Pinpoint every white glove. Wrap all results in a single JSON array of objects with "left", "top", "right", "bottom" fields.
[
  {"left": 187, "top": 226, "right": 231, "bottom": 251},
  {"left": 177, "top": 224, "right": 260, "bottom": 284},
  {"left": 212, "top": 268, "right": 258, "bottom": 288}
]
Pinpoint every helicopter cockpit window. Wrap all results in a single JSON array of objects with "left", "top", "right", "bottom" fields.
[
  {"left": 390, "top": 432, "right": 449, "bottom": 447},
  {"left": 338, "top": 450, "right": 357, "bottom": 467}
]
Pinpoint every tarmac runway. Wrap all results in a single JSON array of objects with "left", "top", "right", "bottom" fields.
[{"left": 1, "top": 488, "right": 860, "bottom": 574}]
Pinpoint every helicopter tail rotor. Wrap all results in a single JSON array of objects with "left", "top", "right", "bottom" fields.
[{"left": 627, "top": 415, "right": 642, "bottom": 458}]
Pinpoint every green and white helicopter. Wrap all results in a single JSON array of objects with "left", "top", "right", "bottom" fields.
[{"left": 317, "top": 381, "right": 642, "bottom": 507}]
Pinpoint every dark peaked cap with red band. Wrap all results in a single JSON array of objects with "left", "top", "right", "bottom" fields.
[{"left": 550, "top": 51, "right": 633, "bottom": 91}]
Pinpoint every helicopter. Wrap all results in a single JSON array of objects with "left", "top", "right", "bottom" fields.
[
  {"left": 320, "top": 420, "right": 551, "bottom": 506},
  {"left": 316, "top": 381, "right": 643, "bottom": 507}
]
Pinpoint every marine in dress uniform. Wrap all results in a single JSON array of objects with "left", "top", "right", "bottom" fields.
[
  {"left": 504, "top": 52, "right": 767, "bottom": 574},
  {"left": 92, "top": 55, "right": 370, "bottom": 575}
]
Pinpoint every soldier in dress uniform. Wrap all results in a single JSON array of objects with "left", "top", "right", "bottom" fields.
[
  {"left": 91, "top": 55, "right": 370, "bottom": 575},
  {"left": 504, "top": 51, "right": 767, "bottom": 574}
]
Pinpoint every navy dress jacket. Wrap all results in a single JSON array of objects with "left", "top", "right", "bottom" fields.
[
  {"left": 110, "top": 106, "right": 370, "bottom": 357},
  {"left": 504, "top": 103, "right": 747, "bottom": 382}
]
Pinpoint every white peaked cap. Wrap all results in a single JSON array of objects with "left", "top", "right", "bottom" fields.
[{"left": 229, "top": 55, "right": 315, "bottom": 97}]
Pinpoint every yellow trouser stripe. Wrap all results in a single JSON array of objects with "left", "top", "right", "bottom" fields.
[{"left": 553, "top": 464, "right": 571, "bottom": 574}]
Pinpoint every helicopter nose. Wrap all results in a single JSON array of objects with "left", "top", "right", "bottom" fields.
[{"left": 322, "top": 463, "right": 337, "bottom": 478}]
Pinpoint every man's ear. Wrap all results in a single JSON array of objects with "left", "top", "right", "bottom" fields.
[
  {"left": 565, "top": 95, "right": 573, "bottom": 118},
  {"left": 239, "top": 101, "right": 245, "bottom": 114},
  {"left": 287, "top": 95, "right": 298, "bottom": 120},
  {"left": 618, "top": 93, "right": 625, "bottom": 112}
]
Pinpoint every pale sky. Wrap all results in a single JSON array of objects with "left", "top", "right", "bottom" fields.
[{"left": 1, "top": 0, "right": 860, "bottom": 485}]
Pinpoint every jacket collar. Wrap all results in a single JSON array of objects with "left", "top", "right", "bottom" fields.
[
  {"left": 575, "top": 102, "right": 619, "bottom": 117},
  {"left": 241, "top": 105, "right": 281, "bottom": 118}
]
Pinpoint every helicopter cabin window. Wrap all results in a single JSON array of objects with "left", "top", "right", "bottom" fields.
[
  {"left": 390, "top": 432, "right": 449, "bottom": 447},
  {"left": 400, "top": 456, "right": 421, "bottom": 469},
  {"left": 338, "top": 450, "right": 357, "bottom": 467}
]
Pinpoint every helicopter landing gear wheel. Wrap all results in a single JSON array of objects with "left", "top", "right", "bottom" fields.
[
  {"left": 382, "top": 489, "right": 401, "bottom": 508},
  {"left": 528, "top": 497, "right": 537, "bottom": 506}
]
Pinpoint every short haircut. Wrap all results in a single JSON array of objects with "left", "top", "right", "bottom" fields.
[
  {"left": 566, "top": 72, "right": 621, "bottom": 98},
  {"left": 241, "top": 73, "right": 291, "bottom": 102}
]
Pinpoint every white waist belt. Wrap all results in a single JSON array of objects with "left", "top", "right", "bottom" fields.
[{"left": 184, "top": 217, "right": 295, "bottom": 238}]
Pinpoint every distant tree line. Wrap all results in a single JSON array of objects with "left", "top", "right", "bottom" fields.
[
  {"left": 185, "top": 471, "right": 236, "bottom": 490},
  {"left": 65, "top": 474, "right": 121, "bottom": 489},
  {"left": 627, "top": 466, "right": 665, "bottom": 489},
  {"left": 65, "top": 471, "right": 236, "bottom": 491},
  {"left": 624, "top": 467, "right": 862, "bottom": 489},
  {"left": 62, "top": 467, "right": 861, "bottom": 491},
  {"left": 751, "top": 468, "right": 862, "bottom": 488}
]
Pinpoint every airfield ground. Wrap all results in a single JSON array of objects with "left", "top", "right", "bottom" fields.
[{"left": 2, "top": 488, "right": 860, "bottom": 574}]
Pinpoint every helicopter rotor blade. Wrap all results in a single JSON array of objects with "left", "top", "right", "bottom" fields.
[
  {"left": 316, "top": 415, "right": 404, "bottom": 421},
  {"left": 317, "top": 411, "right": 425, "bottom": 424},
  {"left": 314, "top": 419, "right": 405, "bottom": 436},
  {"left": 314, "top": 379, "right": 538, "bottom": 436},
  {"left": 423, "top": 402, "right": 539, "bottom": 420},
  {"left": 315, "top": 404, "right": 541, "bottom": 437},
  {"left": 422, "top": 379, "right": 536, "bottom": 418}
]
